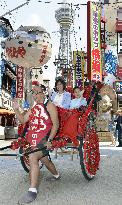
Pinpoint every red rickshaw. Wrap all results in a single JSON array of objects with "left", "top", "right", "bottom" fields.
[{"left": 0, "top": 82, "right": 102, "bottom": 180}]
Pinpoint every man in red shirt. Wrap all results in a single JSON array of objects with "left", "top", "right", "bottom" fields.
[{"left": 12, "top": 83, "right": 59, "bottom": 204}]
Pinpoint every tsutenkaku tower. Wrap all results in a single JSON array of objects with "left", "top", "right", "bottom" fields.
[{"left": 55, "top": 0, "right": 75, "bottom": 85}]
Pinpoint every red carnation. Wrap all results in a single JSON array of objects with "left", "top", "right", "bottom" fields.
[
  {"left": 96, "top": 81, "right": 103, "bottom": 91},
  {"left": 32, "top": 81, "right": 39, "bottom": 86}
]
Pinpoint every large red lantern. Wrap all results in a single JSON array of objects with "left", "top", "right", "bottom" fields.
[{"left": 5, "top": 26, "right": 52, "bottom": 68}]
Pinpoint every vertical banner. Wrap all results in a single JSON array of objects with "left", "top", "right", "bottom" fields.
[
  {"left": 0, "top": 61, "right": 2, "bottom": 96},
  {"left": 11, "top": 80, "right": 16, "bottom": 98},
  {"left": 73, "top": 51, "right": 85, "bottom": 87},
  {"left": 0, "top": 39, "right": 2, "bottom": 96},
  {"left": 87, "top": 1, "right": 102, "bottom": 82},
  {"left": 16, "top": 65, "right": 24, "bottom": 98}
]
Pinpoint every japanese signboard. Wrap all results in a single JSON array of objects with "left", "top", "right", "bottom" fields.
[
  {"left": 73, "top": 51, "right": 85, "bottom": 87},
  {"left": 16, "top": 65, "right": 24, "bottom": 98},
  {"left": 87, "top": 1, "right": 102, "bottom": 82}
]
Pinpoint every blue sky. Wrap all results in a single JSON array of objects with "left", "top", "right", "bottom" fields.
[{"left": 0, "top": 0, "right": 98, "bottom": 87}]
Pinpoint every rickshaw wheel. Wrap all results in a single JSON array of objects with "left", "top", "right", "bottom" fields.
[
  {"left": 79, "top": 113, "right": 100, "bottom": 180},
  {"left": 19, "top": 148, "right": 43, "bottom": 173}
]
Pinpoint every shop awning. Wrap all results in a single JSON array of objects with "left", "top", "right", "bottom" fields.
[{"left": 0, "top": 108, "right": 15, "bottom": 115}]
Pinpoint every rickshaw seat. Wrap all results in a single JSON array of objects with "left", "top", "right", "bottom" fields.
[{"left": 56, "top": 106, "right": 86, "bottom": 142}]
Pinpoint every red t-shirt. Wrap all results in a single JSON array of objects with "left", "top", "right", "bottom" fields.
[{"left": 26, "top": 103, "right": 52, "bottom": 148}]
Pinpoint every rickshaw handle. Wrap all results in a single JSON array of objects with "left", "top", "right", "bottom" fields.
[{"left": 0, "top": 145, "right": 11, "bottom": 151}]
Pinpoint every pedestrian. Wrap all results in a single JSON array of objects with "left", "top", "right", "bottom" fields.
[
  {"left": 50, "top": 77, "right": 71, "bottom": 109},
  {"left": 12, "top": 82, "right": 60, "bottom": 204},
  {"left": 108, "top": 117, "right": 116, "bottom": 146},
  {"left": 70, "top": 86, "right": 87, "bottom": 109},
  {"left": 115, "top": 110, "right": 122, "bottom": 147}
]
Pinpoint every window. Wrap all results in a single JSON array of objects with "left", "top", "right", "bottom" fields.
[{"left": 117, "top": 33, "right": 122, "bottom": 54}]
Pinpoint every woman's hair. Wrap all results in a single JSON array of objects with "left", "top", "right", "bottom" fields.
[{"left": 55, "top": 77, "right": 66, "bottom": 91}]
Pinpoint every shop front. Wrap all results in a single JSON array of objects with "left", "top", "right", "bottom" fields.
[{"left": 0, "top": 108, "right": 17, "bottom": 139}]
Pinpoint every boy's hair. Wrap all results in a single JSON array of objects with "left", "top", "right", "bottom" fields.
[
  {"left": 73, "top": 86, "right": 80, "bottom": 92},
  {"left": 40, "top": 84, "right": 46, "bottom": 92}
]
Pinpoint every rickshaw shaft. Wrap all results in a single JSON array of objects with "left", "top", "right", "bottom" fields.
[
  {"left": 0, "top": 153, "right": 19, "bottom": 157},
  {"left": 0, "top": 145, "right": 11, "bottom": 151},
  {"left": 0, "top": 147, "right": 49, "bottom": 158}
]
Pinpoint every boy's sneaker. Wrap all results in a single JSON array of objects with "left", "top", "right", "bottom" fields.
[{"left": 18, "top": 191, "right": 37, "bottom": 204}]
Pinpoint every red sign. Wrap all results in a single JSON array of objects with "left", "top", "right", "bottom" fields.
[
  {"left": 117, "top": 67, "right": 122, "bottom": 80},
  {"left": 16, "top": 66, "right": 24, "bottom": 98},
  {"left": 6, "top": 46, "right": 26, "bottom": 58},
  {"left": 91, "top": 48, "right": 101, "bottom": 81}
]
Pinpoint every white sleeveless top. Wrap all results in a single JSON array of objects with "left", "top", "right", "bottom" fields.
[{"left": 53, "top": 93, "right": 64, "bottom": 107}]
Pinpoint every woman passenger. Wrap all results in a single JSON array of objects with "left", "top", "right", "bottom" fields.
[{"left": 50, "top": 77, "right": 71, "bottom": 109}]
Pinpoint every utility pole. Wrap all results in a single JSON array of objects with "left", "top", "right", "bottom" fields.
[{"left": 0, "top": 0, "right": 30, "bottom": 18}]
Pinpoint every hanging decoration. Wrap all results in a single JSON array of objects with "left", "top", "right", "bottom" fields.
[
  {"left": 104, "top": 73, "right": 116, "bottom": 87},
  {"left": 5, "top": 26, "right": 52, "bottom": 68},
  {"left": 104, "top": 46, "right": 118, "bottom": 76},
  {"left": 83, "top": 127, "right": 100, "bottom": 175}
]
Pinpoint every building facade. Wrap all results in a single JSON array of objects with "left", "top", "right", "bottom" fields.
[
  {"left": 101, "top": 0, "right": 122, "bottom": 109},
  {"left": 0, "top": 18, "right": 16, "bottom": 139}
]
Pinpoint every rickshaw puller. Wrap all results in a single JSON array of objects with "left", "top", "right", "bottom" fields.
[{"left": 12, "top": 83, "right": 60, "bottom": 204}]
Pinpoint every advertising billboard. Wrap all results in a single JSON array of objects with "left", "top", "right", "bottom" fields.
[
  {"left": 73, "top": 51, "right": 85, "bottom": 87},
  {"left": 87, "top": 1, "right": 102, "bottom": 82}
]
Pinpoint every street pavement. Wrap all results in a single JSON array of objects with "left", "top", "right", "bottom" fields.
[{"left": 0, "top": 140, "right": 122, "bottom": 205}]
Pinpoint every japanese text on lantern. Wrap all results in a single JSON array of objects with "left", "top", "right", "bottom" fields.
[
  {"left": 6, "top": 46, "right": 26, "bottom": 58},
  {"left": 39, "top": 45, "right": 47, "bottom": 63},
  {"left": 16, "top": 66, "right": 24, "bottom": 98},
  {"left": 91, "top": 3, "right": 102, "bottom": 82}
]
